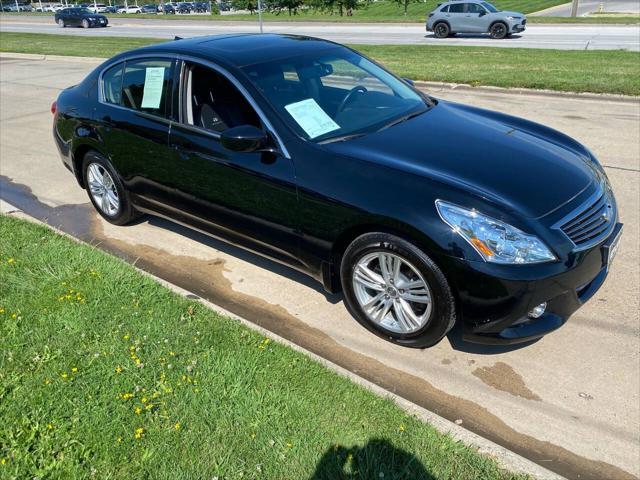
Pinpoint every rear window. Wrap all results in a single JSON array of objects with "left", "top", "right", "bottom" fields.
[
  {"left": 102, "top": 62, "right": 124, "bottom": 105},
  {"left": 120, "top": 59, "right": 174, "bottom": 117},
  {"left": 449, "top": 3, "right": 465, "bottom": 12},
  {"left": 440, "top": 4, "right": 449, "bottom": 12}
]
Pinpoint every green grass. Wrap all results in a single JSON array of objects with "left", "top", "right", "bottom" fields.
[
  {"left": 526, "top": 15, "right": 640, "bottom": 23},
  {"left": 0, "top": 215, "right": 524, "bottom": 479},
  {"left": 2, "top": 32, "right": 639, "bottom": 95}
]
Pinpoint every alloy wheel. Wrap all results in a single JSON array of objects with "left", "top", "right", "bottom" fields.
[
  {"left": 435, "top": 24, "right": 448, "bottom": 38},
  {"left": 352, "top": 252, "right": 432, "bottom": 334},
  {"left": 87, "top": 162, "right": 120, "bottom": 217}
]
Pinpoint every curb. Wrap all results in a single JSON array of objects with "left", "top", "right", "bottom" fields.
[
  {"left": 0, "top": 202, "right": 565, "bottom": 480},
  {"left": 2, "top": 51, "right": 638, "bottom": 103}
]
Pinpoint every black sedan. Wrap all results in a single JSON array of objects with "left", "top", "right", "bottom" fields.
[
  {"left": 141, "top": 4, "right": 159, "bottom": 13},
  {"left": 55, "top": 7, "right": 108, "bottom": 28},
  {"left": 52, "top": 35, "right": 622, "bottom": 347}
]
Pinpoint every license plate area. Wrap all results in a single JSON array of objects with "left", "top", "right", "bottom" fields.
[{"left": 602, "top": 223, "right": 623, "bottom": 269}]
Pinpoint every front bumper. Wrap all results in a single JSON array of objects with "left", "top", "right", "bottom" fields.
[{"left": 443, "top": 222, "right": 623, "bottom": 344}]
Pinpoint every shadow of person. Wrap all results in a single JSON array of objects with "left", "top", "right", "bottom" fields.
[{"left": 310, "top": 438, "right": 435, "bottom": 480}]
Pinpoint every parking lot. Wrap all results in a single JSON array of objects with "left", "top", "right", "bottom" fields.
[{"left": 1, "top": 54, "right": 638, "bottom": 479}]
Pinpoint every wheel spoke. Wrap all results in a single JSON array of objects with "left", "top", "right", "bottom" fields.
[
  {"left": 392, "top": 299, "right": 412, "bottom": 332},
  {"left": 378, "top": 253, "right": 393, "bottom": 283},
  {"left": 100, "top": 191, "right": 109, "bottom": 212},
  {"left": 354, "top": 265, "right": 385, "bottom": 290}
]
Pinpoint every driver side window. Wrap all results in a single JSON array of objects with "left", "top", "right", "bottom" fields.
[{"left": 183, "top": 63, "right": 260, "bottom": 133}]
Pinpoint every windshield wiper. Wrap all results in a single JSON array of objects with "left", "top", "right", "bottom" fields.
[
  {"left": 318, "top": 133, "right": 367, "bottom": 144},
  {"left": 377, "top": 109, "right": 427, "bottom": 133}
]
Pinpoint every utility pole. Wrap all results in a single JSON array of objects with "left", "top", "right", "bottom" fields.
[
  {"left": 257, "top": 0, "right": 263, "bottom": 33},
  {"left": 570, "top": 0, "right": 579, "bottom": 17}
]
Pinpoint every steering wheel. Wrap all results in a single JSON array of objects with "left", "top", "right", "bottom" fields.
[{"left": 336, "top": 86, "right": 368, "bottom": 114}]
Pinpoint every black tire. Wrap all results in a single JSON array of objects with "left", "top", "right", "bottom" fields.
[
  {"left": 433, "top": 22, "right": 450, "bottom": 39},
  {"left": 489, "top": 22, "right": 508, "bottom": 39},
  {"left": 340, "top": 232, "right": 456, "bottom": 348},
  {"left": 57, "top": 18, "right": 65, "bottom": 27},
  {"left": 82, "top": 150, "right": 141, "bottom": 226},
  {"left": 82, "top": 19, "right": 89, "bottom": 28}
]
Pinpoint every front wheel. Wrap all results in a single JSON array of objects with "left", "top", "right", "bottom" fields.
[
  {"left": 82, "top": 151, "right": 141, "bottom": 225},
  {"left": 433, "top": 22, "right": 450, "bottom": 39},
  {"left": 340, "top": 233, "right": 456, "bottom": 348},
  {"left": 490, "top": 22, "right": 508, "bottom": 39},
  {"left": 57, "top": 18, "right": 65, "bottom": 27},
  {"left": 82, "top": 19, "right": 89, "bottom": 28}
]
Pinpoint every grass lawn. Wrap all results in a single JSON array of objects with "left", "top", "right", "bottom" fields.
[
  {"left": 1, "top": 32, "right": 639, "bottom": 95},
  {"left": 0, "top": 215, "right": 524, "bottom": 479}
]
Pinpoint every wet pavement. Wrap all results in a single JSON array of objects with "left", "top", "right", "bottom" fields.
[{"left": 1, "top": 55, "right": 639, "bottom": 479}]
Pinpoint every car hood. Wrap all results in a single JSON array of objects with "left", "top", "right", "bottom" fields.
[{"left": 323, "top": 100, "right": 598, "bottom": 218}]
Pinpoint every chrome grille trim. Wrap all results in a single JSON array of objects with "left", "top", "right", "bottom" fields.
[{"left": 559, "top": 184, "right": 615, "bottom": 251}]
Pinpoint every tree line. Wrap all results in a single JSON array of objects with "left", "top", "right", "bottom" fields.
[{"left": 230, "top": 0, "right": 422, "bottom": 17}]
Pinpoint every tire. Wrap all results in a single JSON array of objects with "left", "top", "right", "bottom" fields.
[
  {"left": 490, "top": 21, "right": 508, "bottom": 39},
  {"left": 340, "top": 232, "right": 456, "bottom": 348},
  {"left": 58, "top": 18, "right": 65, "bottom": 27},
  {"left": 82, "top": 19, "right": 89, "bottom": 28},
  {"left": 433, "top": 22, "right": 450, "bottom": 39},
  {"left": 82, "top": 150, "right": 141, "bottom": 226}
]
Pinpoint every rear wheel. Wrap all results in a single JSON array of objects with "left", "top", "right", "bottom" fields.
[
  {"left": 340, "top": 232, "right": 456, "bottom": 348},
  {"left": 490, "top": 22, "right": 508, "bottom": 39},
  {"left": 82, "top": 151, "right": 140, "bottom": 225},
  {"left": 57, "top": 18, "right": 65, "bottom": 27},
  {"left": 433, "top": 22, "right": 450, "bottom": 39}
]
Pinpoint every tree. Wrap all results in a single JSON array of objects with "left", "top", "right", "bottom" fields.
[
  {"left": 307, "top": 0, "right": 368, "bottom": 17},
  {"left": 230, "top": 0, "right": 257, "bottom": 13},
  {"left": 266, "top": 0, "right": 304, "bottom": 15},
  {"left": 394, "top": 0, "right": 419, "bottom": 15}
]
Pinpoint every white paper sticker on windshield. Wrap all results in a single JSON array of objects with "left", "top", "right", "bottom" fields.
[
  {"left": 284, "top": 98, "right": 339, "bottom": 139},
  {"left": 141, "top": 67, "right": 165, "bottom": 109}
]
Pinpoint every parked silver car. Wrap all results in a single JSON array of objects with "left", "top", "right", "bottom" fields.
[{"left": 427, "top": 0, "right": 526, "bottom": 39}]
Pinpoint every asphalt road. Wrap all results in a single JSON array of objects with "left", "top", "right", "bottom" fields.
[
  {"left": 1, "top": 55, "right": 639, "bottom": 480},
  {"left": 533, "top": 0, "right": 640, "bottom": 17},
  {"left": 1, "top": 15, "right": 640, "bottom": 50}
]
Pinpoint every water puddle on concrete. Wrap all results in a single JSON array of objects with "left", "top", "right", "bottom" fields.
[{"left": 1, "top": 174, "right": 635, "bottom": 480}]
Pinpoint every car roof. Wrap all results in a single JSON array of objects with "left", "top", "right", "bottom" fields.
[{"left": 130, "top": 34, "right": 343, "bottom": 68}]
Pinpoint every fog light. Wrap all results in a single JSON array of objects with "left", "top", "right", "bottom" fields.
[{"left": 528, "top": 302, "right": 547, "bottom": 319}]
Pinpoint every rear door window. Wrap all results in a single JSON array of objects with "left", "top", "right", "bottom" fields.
[
  {"left": 119, "top": 58, "right": 175, "bottom": 118},
  {"left": 448, "top": 3, "right": 465, "bottom": 12}
]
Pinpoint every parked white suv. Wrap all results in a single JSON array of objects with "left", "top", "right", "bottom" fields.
[{"left": 117, "top": 5, "right": 142, "bottom": 13}]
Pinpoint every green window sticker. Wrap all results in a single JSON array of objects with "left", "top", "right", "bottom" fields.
[{"left": 141, "top": 67, "right": 165, "bottom": 109}]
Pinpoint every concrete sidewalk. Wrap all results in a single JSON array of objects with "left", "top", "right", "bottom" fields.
[{"left": 1, "top": 55, "right": 639, "bottom": 479}]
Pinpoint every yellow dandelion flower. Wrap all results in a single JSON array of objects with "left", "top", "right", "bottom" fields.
[
  {"left": 61, "top": 372, "right": 68, "bottom": 379},
  {"left": 135, "top": 407, "right": 142, "bottom": 414},
  {"left": 123, "top": 334, "right": 130, "bottom": 340},
  {"left": 44, "top": 378, "right": 51, "bottom": 385},
  {"left": 7, "top": 258, "right": 14, "bottom": 264},
  {"left": 141, "top": 397, "right": 148, "bottom": 404},
  {"left": 174, "top": 422, "right": 181, "bottom": 430},
  {"left": 11, "top": 313, "right": 17, "bottom": 319},
  {"left": 250, "top": 433, "right": 256, "bottom": 439},
  {"left": 145, "top": 404, "right": 154, "bottom": 411},
  {"left": 134, "top": 427, "right": 145, "bottom": 439},
  {"left": 115, "top": 366, "right": 123, "bottom": 374},
  {"left": 117, "top": 437, "right": 123, "bottom": 443},
  {"left": 286, "top": 442, "right": 293, "bottom": 449},
  {"left": 71, "top": 367, "right": 78, "bottom": 373},
  {"left": 347, "top": 453, "right": 353, "bottom": 461},
  {"left": 1, "top": 458, "right": 6, "bottom": 465},
  {"left": 0, "top": 308, "right": 5, "bottom": 314},
  {"left": 399, "top": 424, "right": 406, "bottom": 432},
  {"left": 47, "top": 423, "right": 54, "bottom": 430}
]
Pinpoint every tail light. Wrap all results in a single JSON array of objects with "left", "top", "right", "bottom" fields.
[{"left": 51, "top": 101, "right": 57, "bottom": 115}]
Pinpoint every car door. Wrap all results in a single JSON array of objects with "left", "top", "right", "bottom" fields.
[
  {"left": 464, "top": 3, "right": 489, "bottom": 32},
  {"left": 447, "top": 2, "right": 466, "bottom": 32},
  {"left": 93, "top": 57, "right": 176, "bottom": 205},
  {"left": 164, "top": 60, "right": 301, "bottom": 267}
]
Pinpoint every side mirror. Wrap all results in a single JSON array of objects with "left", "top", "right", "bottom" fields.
[
  {"left": 478, "top": 10, "right": 486, "bottom": 16},
  {"left": 403, "top": 77, "right": 415, "bottom": 86},
  {"left": 220, "top": 125, "right": 268, "bottom": 153}
]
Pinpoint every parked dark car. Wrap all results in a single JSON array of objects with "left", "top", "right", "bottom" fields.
[
  {"left": 52, "top": 35, "right": 622, "bottom": 348},
  {"left": 175, "top": 2, "right": 191, "bottom": 12},
  {"left": 193, "top": 1, "right": 209, "bottom": 12},
  {"left": 162, "top": 3, "right": 176, "bottom": 13},
  {"left": 104, "top": 5, "right": 118, "bottom": 12},
  {"left": 55, "top": 7, "right": 108, "bottom": 27},
  {"left": 140, "top": 4, "right": 159, "bottom": 12}
]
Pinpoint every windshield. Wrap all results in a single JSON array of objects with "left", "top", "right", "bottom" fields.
[
  {"left": 481, "top": 2, "right": 499, "bottom": 12},
  {"left": 242, "top": 49, "right": 430, "bottom": 143}
]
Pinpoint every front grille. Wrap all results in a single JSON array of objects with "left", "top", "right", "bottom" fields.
[{"left": 560, "top": 190, "right": 614, "bottom": 247}]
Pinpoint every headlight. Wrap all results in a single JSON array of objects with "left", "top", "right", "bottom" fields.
[
  {"left": 435, "top": 200, "right": 556, "bottom": 264},
  {"left": 506, "top": 15, "right": 521, "bottom": 20}
]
